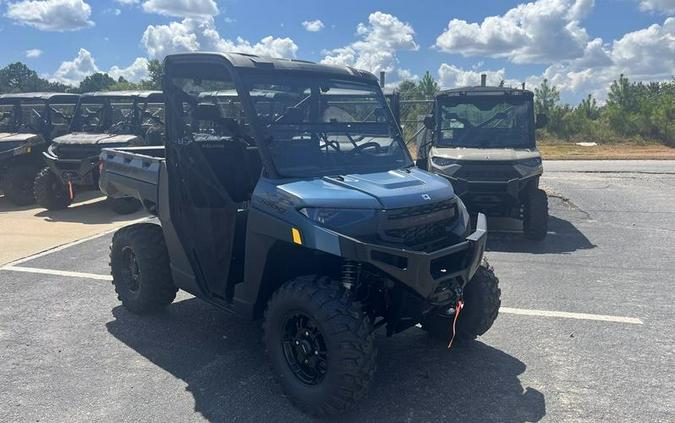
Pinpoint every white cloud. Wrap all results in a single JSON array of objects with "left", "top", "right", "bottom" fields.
[
  {"left": 141, "top": 17, "right": 298, "bottom": 59},
  {"left": 51, "top": 48, "right": 99, "bottom": 85},
  {"left": 51, "top": 49, "right": 151, "bottom": 85},
  {"left": 532, "top": 17, "right": 675, "bottom": 100},
  {"left": 115, "top": 0, "right": 139, "bottom": 4},
  {"left": 302, "top": 19, "right": 325, "bottom": 32},
  {"left": 438, "top": 64, "right": 522, "bottom": 89},
  {"left": 435, "top": 0, "right": 594, "bottom": 64},
  {"left": 109, "top": 57, "right": 150, "bottom": 82},
  {"left": 25, "top": 49, "right": 43, "bottom": 58},
  {"left": 639, "top": 0, "right": 675, "bottom": 14},
  {"left": 321, "top": 11, "right": 418, "bottom": 74},
  {"left": 142, "top": 0, "right": 219, "bottom": 18},
  {"left": 5, "top": 0, "right": 94, "bottom": 31}
]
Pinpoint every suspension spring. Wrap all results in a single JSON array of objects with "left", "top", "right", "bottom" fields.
[{"left": 341, "top": 260, "right": 361, "bottom": 290}]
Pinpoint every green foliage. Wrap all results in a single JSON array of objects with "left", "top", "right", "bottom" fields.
[
  {"left": 146, "top": 59, "right": 164, "bottom": 89},
  {"left": 417, "top": 71, "right": 439, "bottom": 99},
  {"left": 77, "top": 72, "right": 116, "bottom": 93},
  {"left": 534, "top": 78, "right": 560, "bottom": 116},
  {"left": 535, "top": 75, "right": 674, "bottom": 146},
  {"left": 0, "top": 62, "right": 70, "bottom": 93}
]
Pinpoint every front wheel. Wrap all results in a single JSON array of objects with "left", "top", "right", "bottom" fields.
[
  {"left": 422, "top": 259, "right": 501, "bottom": 341},
  {"left": 2, "top": 163, "right": 39, "bottom": 206},
  {"left": 34, "top": 167, "right": 71, "bottom": 210},
  {"left": 263, "top": 275, "right": 377, "bottom": 416},
  {"left": 523, "top": 187, "right": 548, "bottom": 240}
]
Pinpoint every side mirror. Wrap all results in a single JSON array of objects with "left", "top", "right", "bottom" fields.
[
  {"left": 423, "top": 115, "right": 435, "bottom": 130},
  {"left": 536, "top": 113, "right": 548, "bottom": 129}
]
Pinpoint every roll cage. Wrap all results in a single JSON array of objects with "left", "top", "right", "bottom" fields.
[
  {"left": 162, "top": 53, "right": 405, "bottom": 179},
  {"left": 0, "top": 93, "right": 79, "bottom": 138}
]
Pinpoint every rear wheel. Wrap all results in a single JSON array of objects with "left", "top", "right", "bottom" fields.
[
  {"left": 107, "top": 196, "right": 142, "bottom": 215},
  {"left": 110, "top": 223, "right": 176, "bottom": 314},
  {"left": 263, "top": 275, "right": 377, "bottom": 416},
  {"left": 523, "top": 187, "right": 548, "bottom": 240},
  {"left": 422, "top": 259, "right": 501, "bottom": 341},
  {"left": 2, "top": 163, "right": 39, "bottom": 206},
  {"left": 34, "top": 167, "right": 71, "bottom": 210}
]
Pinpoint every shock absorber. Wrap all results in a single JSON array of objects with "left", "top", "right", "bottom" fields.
[{"left": 341, "top": 260, "right": 361, "bottom": 290}]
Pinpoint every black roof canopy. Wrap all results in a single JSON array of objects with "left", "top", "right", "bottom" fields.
[
  {"left": 0, "top": 92, "right": 80, "bottom": 103},
  {"left": 80, "top": 90, "right": 163, "bottom": 100},
  {"left": 438, "top": 85, "right": 534, "bottom": 99},
  {"left": 164, "top": 52, "right": 379, "bottom": 84}
]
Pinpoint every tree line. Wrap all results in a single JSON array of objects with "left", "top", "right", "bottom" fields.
[
  {"left": 1, "top": 60, "right": 672, "bottom": 145},
  {"left": 0, "top": 60, "right": 163, "bottom": 94}
]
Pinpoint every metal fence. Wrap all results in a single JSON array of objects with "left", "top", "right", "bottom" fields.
[{"left": 399, "top": 98, "right": 434, "bottom": 148}]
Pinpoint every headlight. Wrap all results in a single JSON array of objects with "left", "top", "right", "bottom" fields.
[
  {"left": 299, "top": 208, "right": 376, "bottom": 229},
  {"left": 431, "top": 156, "right": 458, "bottom": 167},
  {"left": 519, "top": 157, "right": 542, "bottom": 167}
]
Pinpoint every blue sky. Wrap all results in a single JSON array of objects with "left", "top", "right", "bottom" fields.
[{"left": 1, "top": 0, "right": 673, "bottom": 102}]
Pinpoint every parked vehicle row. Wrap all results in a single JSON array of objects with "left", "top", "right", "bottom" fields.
[
  {"left": 0, "top": 90, "right": 165, "bottom": 214},
  {"left": 1, "top": 52, "right": 549, "bottom": 417}
]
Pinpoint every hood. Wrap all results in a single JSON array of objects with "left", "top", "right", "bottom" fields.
[
  {"left": 431, "top": 146, "right": 540, "bottom": 161},
  {"left": 52, "top": 132, "right": 140, "bottom": 146},
  {"left": 0, "top": 132, "right": 43, "bottom": 144},
  {"left": 277, "top": 167, "right": 455, "bottom": 210}
]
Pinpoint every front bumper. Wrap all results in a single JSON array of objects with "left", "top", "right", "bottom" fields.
[
  {"left": 0, "top": 144, "right": 34, "bottom": 162},
  {"left": 43, "top": 150, "right": 99, "bottom": 187},
  {"left": 337, "top": 213, "right": 487, "bottom": 299}
]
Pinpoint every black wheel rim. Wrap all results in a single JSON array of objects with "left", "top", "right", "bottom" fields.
[
  {"left": 120, "top": 246, "right": 141, "bottom": 293},
  {"left": 281, "top": 312, "right": 328, "bottom": 385}
]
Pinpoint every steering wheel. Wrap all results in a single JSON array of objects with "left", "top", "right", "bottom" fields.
[{"left": 351, "top": 141, "right": 382, "bottom": 155}]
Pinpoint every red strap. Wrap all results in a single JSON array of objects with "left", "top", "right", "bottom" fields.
[
  {"left": 447, "top": 299, "right": 464, "bottom": 349},
  {"left": 67, "top": 181, "right": 74, "bottom": 201}
]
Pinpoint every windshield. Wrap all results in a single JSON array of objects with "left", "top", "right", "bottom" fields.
[
  {"left": 437, "top": 97, "right": 534, "bottom": 148},
  {"left": 19, "top": 101, "right": 47, "bottom": 133},
  {"left": 0, "top": 104, "right": 17, "bottom": 132},
  {"left": 72, "top": 97, "right": 134, "bottom": 133},
  {"left": 244, "top": 75, "right": 411, "bottom": 178}
]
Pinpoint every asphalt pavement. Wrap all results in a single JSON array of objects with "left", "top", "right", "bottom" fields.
[{"left": 1, "top": 160, "right": 674, "bottom": 422}]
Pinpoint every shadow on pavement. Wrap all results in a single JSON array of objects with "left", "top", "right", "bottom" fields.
[
  {"left": 107, "top": 298, "right": 545, "bottom": 423},
  {"left": 33, "top": 193, "right": 146, "bottom": 224},
  {"left": 0, "top": 194, "right": 37, "bottom": 213},
  {"left": 487, "top": 215, "right": 596, "bottom": 254}
]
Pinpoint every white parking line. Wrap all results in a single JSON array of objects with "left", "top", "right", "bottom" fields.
[
  {"left": 500, "top": 306, "right": 643, "bottom": 325},
  {"left": 2, "top": 266, "right": 112, "bottom": 281}
]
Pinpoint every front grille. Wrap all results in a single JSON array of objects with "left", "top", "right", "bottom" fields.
[
  {"left": 54, "top": 144, "right": 104, "bottom": 160},
  {"left": 454, "top": 164, "right": 520, "bottom": 181},
  {"left": 386, "top": 199, "right": 455, "bottom": 220},
  {"left": 380, "top": 200, "right": 459, "bottom": 250}
]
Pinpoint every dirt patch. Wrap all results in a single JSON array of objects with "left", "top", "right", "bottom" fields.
[{"left": 540, "top": 143, "right": 675, "bottom": 160}]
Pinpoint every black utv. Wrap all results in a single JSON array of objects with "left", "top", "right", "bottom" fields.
[
  {"left": 417, "top": 77, "right": 549, "bottom": 240},
  {"left": 99, "top": 53, "right": 501, "bottom": 416},
  {"left": 0, "top": 92, "right": 79, "bottom": 205},
  {"left": 35, "top": 90, "right": 164, "bottom": 213}
]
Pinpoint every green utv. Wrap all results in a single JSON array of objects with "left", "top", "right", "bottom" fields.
[
  {"left": 0, "top": 93, "right": 79, "bottom": 205},
  {"left": 417, "top": 76, "right": 549, "bottom": 240},
  {"left": 35, "top": 90, "right": 164, "bottom": 213},
  {"left": 99, "top": 53, "right": 501, "bottom": 416}
]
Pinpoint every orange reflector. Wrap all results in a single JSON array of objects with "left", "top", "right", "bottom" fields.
[{"left": 291, "top": 228, "right": 302, "bottom": 245}]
